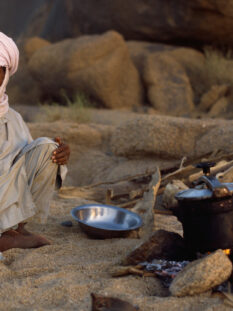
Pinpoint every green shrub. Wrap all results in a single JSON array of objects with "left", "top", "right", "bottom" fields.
[{"left": 37, "top": 91, "right": 92, "bottom": 123}]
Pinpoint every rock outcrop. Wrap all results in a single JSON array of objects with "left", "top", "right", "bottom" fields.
[
  {"left": 110, "top": 114, "right": 233, "bottom": 159},
  {"left": 143, "top": 53, "right": 194, "bottom": 115},
  {"left": 170, "top": 250, "right": 232, "bottom": 297},
  {"left": 28, "top": 31, "right": 143, "bottom": 108},
  {"left": 3, "top": 1, "right": 233, "bottom": 47}
]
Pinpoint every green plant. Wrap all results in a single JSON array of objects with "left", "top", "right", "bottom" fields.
[
  {"left": 203, "top": 46, "right": 233, "bottom": 87},
  {"left": 191, "top": 46, "right": 233, "bottom": 104},
  {"left": 37, "top": 91, "right": 92, "bottom": 123}
]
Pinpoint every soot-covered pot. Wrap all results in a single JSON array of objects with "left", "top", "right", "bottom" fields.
[{"left": 174, "top": 162, "right": 233, "bottom": 253}]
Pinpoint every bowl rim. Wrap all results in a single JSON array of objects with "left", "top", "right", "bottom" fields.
[{"left": 70, "top": 203, "right": 143, "bottom": 231}]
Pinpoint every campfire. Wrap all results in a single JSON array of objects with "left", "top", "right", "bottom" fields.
[
  {"left": 111, "top": 159, "right": 233, "bottom": 303},
  {"left": 223, "top": 249, "right": 231, "bottom": 256}
]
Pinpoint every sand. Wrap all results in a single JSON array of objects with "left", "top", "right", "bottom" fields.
[
  {"left": 0, "top": 195, "right": 230, "bottom": 311},
  {"left": 0, "top": 107, "right": 229, "bottom": 310}
]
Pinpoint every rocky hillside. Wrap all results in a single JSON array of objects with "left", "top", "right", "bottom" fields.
[
  {"left": 8, "top": 31, "right": 233, "bottom": 119},
  {"left": 1, "top": 0, "right": 233, "bottom": 46}
]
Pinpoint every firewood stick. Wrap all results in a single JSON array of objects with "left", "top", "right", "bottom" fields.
[
  {"left": 189, "top": 160, "right": 233, "bottom": 183},
  {"left": 118, "top": 199, "right": 140, "bottom": 209},
  {"left": 112, "top": 265, "right": 154, "bottom": 278}
]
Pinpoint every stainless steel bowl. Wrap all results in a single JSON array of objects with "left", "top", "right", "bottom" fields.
[{"left": 71, "top": 204, "right": 142, "bottom": 238}]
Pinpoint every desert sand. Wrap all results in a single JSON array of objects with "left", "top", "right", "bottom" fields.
[
  {"left": 0, "top": 194, "right": 229, "bottom": 311},
  {"left": 0, "top": 106, "right": 227, "bottom": 311}
]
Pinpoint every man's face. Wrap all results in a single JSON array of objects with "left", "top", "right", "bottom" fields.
[{"left": 0, "top": 67, "right": 5, "bottom": 86}]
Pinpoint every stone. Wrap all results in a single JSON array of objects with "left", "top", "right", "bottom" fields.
[
  {"left": 110, "top": 114, "right": 233, "bottom": 159},
  {"left": 8, "top": 51, "right": 41, "bottom": 106},
  {"left": 127, "top": 43, "right": 205, "bottom": 109},
  {"left": 110, "top": 115, "right": 208, "bottom": 159},
  {"left": 199, "top": 85, "right": 229, "bottom": 112},
  {"left": 60, "top": 221, "right": 73, "bottom": 227},
  {"left": 3, "top": 1, "right": 233, "bottom": 48},
  {"left": 127, "top": 41, "right": 174, "bottom": 74},
  {"left": 123, "top": 230, "right": 188, "bottom": 266},
  {"left": 196, "top": 124, "right": 233, "bottom": 156},
  {"left": 168, "top": 48, "right": 205, "bottom": 104},
  {"left": 24, "top": 37, "right": 51, "bottom": 60},
  {"left": 170, "top": 250, "right": 233, "bottom": 297},
  {"left": 28, "top": 31, "right": 143, "bottom": 109},
  {"left": 131, "top": 168, "right": 161, "bottom": 239},
  {"left": 143, "top": 53, "right": 194, "bottom": 115},
  {"left": 208, "top": 97, "right": 229, "bottom": 118},
  {"left": 91, "top": 293, "right": 140, "bottom": 311},
  {"left": 162, "top": 180, "right": 189, "bottom": 210}
]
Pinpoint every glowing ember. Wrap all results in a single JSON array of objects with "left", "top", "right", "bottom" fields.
[
  {"left": 223, "top": 249, "right": 231, "bottom": 255},
  {"left": 206, "top": 249, "right": 231, "bottom": 256}
]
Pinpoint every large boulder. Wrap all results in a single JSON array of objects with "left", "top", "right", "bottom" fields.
[
  {"left": 128, "top": 43, "right": 205, "bottom": 107},
  {"left": 170, "top": 250, "right": 232, "bottom": 297},
  {"left": 24, "top": 37, "right": 51, "bottom": 60},
  {"left": 127, "top": 41, "right": 174, "bottom": 74},
  {"left": 110, "top": 114, "right": 233, "bottom": 159},
  {"left": 143, "top": 53, "right": 194, "bottom": 115},
  {"left": 28, "top": 31, "right": 143, "bottom": 108},
  {"left": 2, "top": 1, "right": 233, "bottom": 47}
]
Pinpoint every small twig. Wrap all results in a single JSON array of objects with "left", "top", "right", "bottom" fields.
[
  {"left": 118, "top": 199, "right": 140, "bottom": 209},
  {"left": 179, "top": 156, "right": 187, "bottom": 169},
  {"left": 105, "top": 189, "right": 113, "bottom": 204},
  {"left": 83, "top": 169, "right": 158, "bottom": 189},
  {"left": 154, "top": 208, "right": 173, "bottom": 215},
  {"left": 111, "top": 265, "right": 154, "bottom": 278}
]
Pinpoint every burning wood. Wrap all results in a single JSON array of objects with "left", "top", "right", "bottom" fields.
[{"left": 205, "top": 249, "right": 231, "bottom": 256}]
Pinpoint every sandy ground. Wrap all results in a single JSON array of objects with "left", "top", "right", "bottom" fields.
[
  {"left": 0, "top": 195, "right": 230, "bottom": 311},
  {"left": 1, "top": 105, "right": 230, "bottom": 310}
]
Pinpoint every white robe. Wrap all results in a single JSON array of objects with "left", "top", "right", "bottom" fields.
[{"left": 0, "top": 108, "right": 65, "bottom": 232}]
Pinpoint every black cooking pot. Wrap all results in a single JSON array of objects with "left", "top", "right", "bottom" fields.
[{"left": 174, "top": 162, "right": 233, "bottom": 253}]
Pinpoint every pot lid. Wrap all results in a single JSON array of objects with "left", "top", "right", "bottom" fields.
[
  {"left": 175, "top": 188, "right": 213, "bottom": 201},
  {"left": 175, "top": 162, "right": 233, "bottom": 201}
]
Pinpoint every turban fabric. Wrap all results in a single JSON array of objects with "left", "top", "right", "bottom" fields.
[{"left": 0, "top": 32, "right": 19, "bottom": 118}]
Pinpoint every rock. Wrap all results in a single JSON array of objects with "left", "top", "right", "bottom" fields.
[
  {"left": 110, "top": 115, "right": 208, "bottom": 159},
  {"left": 170, "top": 250, "right": 232, "bottom": 297},
  {"left": 110, "top": 114, "right": 233, "bottom": 159},
  {"left": 208, "top": 97, "right": 229, "bottom": 118},
  {"left": 60, "top": 221, "right": 73, "bottom": 227},
  {"left": 28, "top": 31, "right": 143, "bottom": 109},
  {"left": 0, "top": 1, "right": 75, "bottom": 42},
  {"left": 91, "top": 293, "right": 140, "bottom": 311},
  {"left": 127, "top": 44, "right": 205, "bottom": 107},
  {"left": 127, "top": 41, "right": 174, "bottom": 74},
  {"left": 123, "top": 229, "right": 188, "bottom": 265},
  {"left": 24, "top": 37, "right": 51, "bottom": 60},
  {"left": 66, "top": 0, "right": 233, "bottom": 46},
  {"left": 143, "top": 53, "right": 194, "bottom": 115},
  {"left": 8, "top": 50, "right": 41, "bottom": 106},
  {"left": 199, "top": 85, "right": 229, "bottom": 112},
  {"left": 131, "top": 168, "right": 161, "bottom": 239},
  {"left": 196, "top": 124, "right": 233, "bottom": 156},
  {"left": 4, "top": 1, "right": 233, "bottom": 47},
  {"left": 162, "top": 180, "right": 189, "bottom": 210},
  {"left": 168, "top": 48, "right": 206, "bottom": 104}
]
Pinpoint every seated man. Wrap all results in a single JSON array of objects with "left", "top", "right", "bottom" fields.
[{"left": 0, "top": 32, "right": 70, "bottom": 251}]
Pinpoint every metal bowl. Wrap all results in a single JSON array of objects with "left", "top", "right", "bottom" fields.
[{"left": 71, "top": 204, "right": 142, "bottom": 238}]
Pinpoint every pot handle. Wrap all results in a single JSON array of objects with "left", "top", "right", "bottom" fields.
[
  {"left": 195, "top": 162, "right": 231, "bottom": 198},
  {"left": 199, "top": 175, "right": 231, "bottom": 198}
]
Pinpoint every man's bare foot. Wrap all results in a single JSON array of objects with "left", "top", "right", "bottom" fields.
[
  {"left": 0, "top": 229, "right": 51, "bottom": 252},
  {"left": 16, "top": 223, "right": 30, "bottom": 235}
]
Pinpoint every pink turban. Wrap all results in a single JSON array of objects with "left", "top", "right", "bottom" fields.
[
  {"left": 0, "top": 32, "right": 19, "bottom": 117},
  {"left": 0, "top": 32, "right": 19, "bottom": 76}
]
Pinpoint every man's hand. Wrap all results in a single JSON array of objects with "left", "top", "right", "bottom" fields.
[{"left": 52, "top": 137, "right": 70, "bottom": 165}]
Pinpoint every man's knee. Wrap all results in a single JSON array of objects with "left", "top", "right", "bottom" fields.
[
  {"left": 33, "top": 138, "right": 57, "bottom": 153},
  {"left": 32, "top": 138, "right": 57, "bottom": 161}
]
